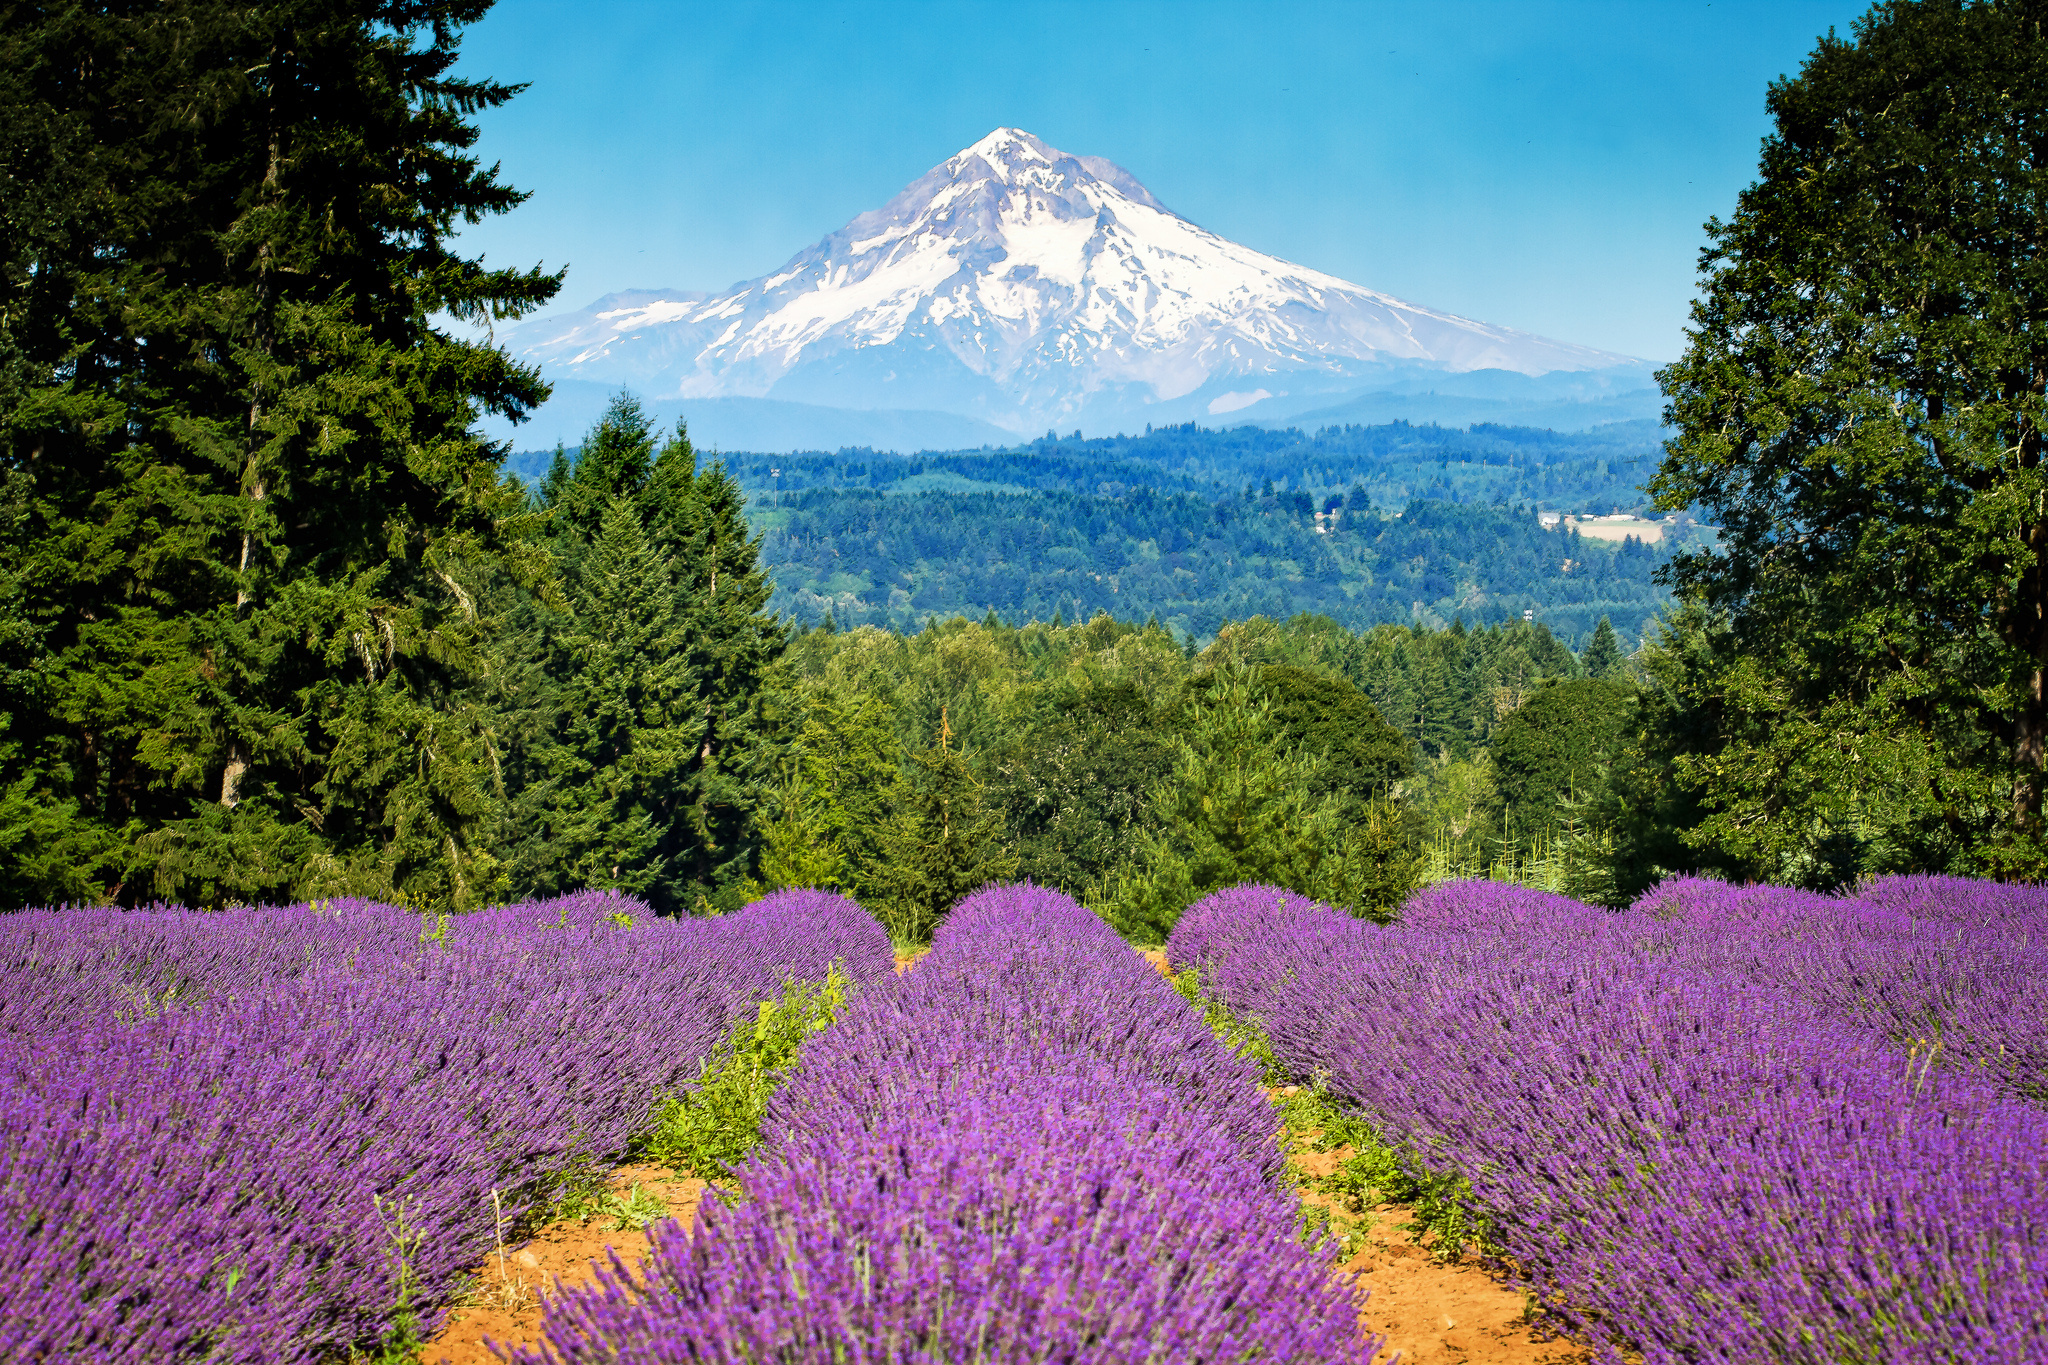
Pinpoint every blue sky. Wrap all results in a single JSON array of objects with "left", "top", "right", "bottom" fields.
[{"left": 453, "top": 0, "right": 1867, "bottom": 364}]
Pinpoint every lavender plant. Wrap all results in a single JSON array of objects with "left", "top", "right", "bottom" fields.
[
  {"left": 1167, "top": 878, "right": 2048, "bottom": 1364},
  {"left": 515, "top": 883, "right": 1380, "bottom": 1364},
  {"left": 0, "top": 887, "right": 891, "bottom": 1362}
]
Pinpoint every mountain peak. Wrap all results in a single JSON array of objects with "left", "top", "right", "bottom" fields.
[
  {"left": 505, "top": 132, "right": 1642, "bottom": 435},
  {"left": 954, "top": 126, "right": 1056, "bottom": 168}
]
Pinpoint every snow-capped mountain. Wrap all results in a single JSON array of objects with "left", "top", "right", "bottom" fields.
[{"left": 505, "top": 128, "right": 1645, "bottom": 436}]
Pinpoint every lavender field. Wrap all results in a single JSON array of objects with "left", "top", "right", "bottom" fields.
[
  {"left": 0, "top": 890, "right": 892, "bottom": 1361},
  {"left": 3, "top": 875, "right": 2044, "bottom": 1363},
  {"left": 1171, "top": 876, "right": 2048, "bottom": 1365}
]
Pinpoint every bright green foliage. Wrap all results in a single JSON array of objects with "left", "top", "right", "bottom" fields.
[
  {"left": 0, "top": 0, "right": 558, "bottom": 907},
  {"left": 1580, "top": 616, "right": 1625, "bottom": 679},
  {"left": 873, "top": 716, "right": 1018, "bottom": 945},
  {"left": 1107, "top": 667, "right": 1418, "bottom": 941},
  {"left": 745, "top": 678, "right": 900, "bottom": 903},
  {"left": 645, "top": 967, "right": 849, "bottom": 1178},
  {"left": 551, "top": 1182, "right": 669, "bottom": 1233},
  {"left": 1652, "top": 0, "right": 2048, "bottom": 881}
]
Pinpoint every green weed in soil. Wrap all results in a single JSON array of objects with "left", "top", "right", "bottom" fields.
[
  {"left": 645, "top": 966, "right": 851, "bottom": 1178},
  {"left": 1170, "top": 965, "right": 1489, "bottom": 1261}
]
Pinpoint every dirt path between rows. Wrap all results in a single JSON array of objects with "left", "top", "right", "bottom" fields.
[
  {"left": 1138, "top": 948, "right": 1584, "bottom": 1365},
  {"left": 427, "top": 1166, "right": 707, "bottom": 1365},
  {"left": 432, "top": 947, "right": 1579, "bottom": 1364}
]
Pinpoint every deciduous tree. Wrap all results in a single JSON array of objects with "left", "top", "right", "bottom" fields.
[{"left": 1653, "top": 0, "right": 2048, "bottom": 878}]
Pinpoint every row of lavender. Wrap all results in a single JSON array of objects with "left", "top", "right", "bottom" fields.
[
  {"left": 517, "top": 883, "right": 1378, "bottom": 1364},
  {"left": 1168, "top": 876, "right": 2048, "bottom": 1365},
  {"left": 0, "top": 889, "right": 892, "bottom": 1363}
]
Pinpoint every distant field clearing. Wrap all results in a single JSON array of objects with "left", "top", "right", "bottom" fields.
[{"left": 1542, "top": 513, "right": 1678, "bottom": 542}]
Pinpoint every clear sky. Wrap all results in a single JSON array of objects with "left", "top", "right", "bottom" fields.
[{"left": 452, "top": 0, "right": 1868, "bottom": 364}]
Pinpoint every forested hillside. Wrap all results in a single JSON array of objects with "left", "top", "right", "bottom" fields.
[
  {"left": 514, "top": 415, "right": 1688, "bottom": 647},
  {"left": 751, "top": 485, "right": 1670, "bottom": 646}
]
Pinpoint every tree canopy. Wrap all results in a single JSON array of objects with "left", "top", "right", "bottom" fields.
[
  {"left": 1652, "top": 0, "right": 2048, "bottom": 881},
  {"left": 1, "top": 0, "right": 558, "bottom": 906}
]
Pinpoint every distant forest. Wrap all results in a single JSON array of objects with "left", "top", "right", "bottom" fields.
[{"left": 511, "top": 416, "right": 1690, "bottom": 647}]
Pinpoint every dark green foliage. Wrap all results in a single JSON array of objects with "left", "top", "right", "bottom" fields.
[
  {"left": 503, "top": 394, "right": 786, "bottom": 915},
  {"left": 1242, "top": 665, "right": 1413, "bottom": 808},
  {"left": 1581, "top": 616, "right": 1624, "bottom": 678},
  {"left": 533, "top": 495, "right": 703, "bottom": 901},
  {"left": 874, "top": 715, "right": 1017, "bottom": 944},
  {"left": 1, "top": 0, "right": 558, "bottom": 907},
  {"left": 1595, "top": 604, "right": 1734, "bottom": 898},
  {"left": 1106, "top": 667, "right": 1419, "bottom": 941},
  {"left": 624, "top": 418, "right": 1668, "bottom": 513},
  {"left": 748, "top": 487, "right": 1678, "bottom": 649},
  {"left": 983, "top": 676, "right": 1178, "bottom": 896},
  {"left": 1207, "top": 612, "right": 1582, "bottom": 760},
  {"left": 1491, "top": 678, "right": 1636, "bottom": 845},
  {"left": 1652, "top": 0, "right": 2048, "bottom": 881}
]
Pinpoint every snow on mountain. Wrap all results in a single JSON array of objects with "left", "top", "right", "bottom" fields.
[{"left": 506, "top": 128, "right": 1643, "bottom": 435}]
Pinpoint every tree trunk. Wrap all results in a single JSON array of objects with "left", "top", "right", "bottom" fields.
[{"left": 225, "top": 54, "right": 281, "bottom": 804}]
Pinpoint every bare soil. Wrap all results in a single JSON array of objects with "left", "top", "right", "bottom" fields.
[
  {"left": 1296, "top": 1145, "right": 1586, "bottom": 1365},
  {"left": 1142, "top": 947, "right": 1585, "bottom": 1365},
  {"left": 427, "top": 1166, "right": 707, "bottom": 1365},
  {"left": 428, "top": 946, "right": 1578, "bottom": 1364}
]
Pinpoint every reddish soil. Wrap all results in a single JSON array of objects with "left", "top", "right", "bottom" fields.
[
  {"left": 1295, "top": 1143, "right": 1587, "bottom": 1365},
  {"left": 427, "top": 1166, "right": 707, "bottom": 1365},
  {"left": 1147, "top": 945, "right": 1583, "bottom": 1364},
  {"left": 428, "top": 945, "right": 1579, "bottom": 1364}
]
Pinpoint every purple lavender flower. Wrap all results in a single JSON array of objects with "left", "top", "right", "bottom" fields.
[
  {"left": 0, "top": 889, "right": 890, "bottom": 1362},
  {"left": 515, "top": 882, "right": 1380, "bottom": 1365}
]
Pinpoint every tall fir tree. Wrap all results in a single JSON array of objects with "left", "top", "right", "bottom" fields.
[
  {"left": 536, "top": 495, "right": 703, "bottom": 902},
  {"left": 1581, "top": 616, "right": 1625, "bottom": 679},
  {"left": 874, "top": 710, "right": 1016, "bottom": 945},
  {"left": 504, "top": 393, "right": 786, "bottom": 913},
  {"left": 0, "top": 1, "right": 558, "bottom": 907}
]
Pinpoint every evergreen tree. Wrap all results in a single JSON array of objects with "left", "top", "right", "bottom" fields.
[
  {"left": 1581, "top": 616, "right": 1624, "bottom": 678},
  {"left": 1110, "top": 667, "right": 1416, "bottom": 941},
  {"left": 647, "top": 434, "right": 787, "bottom": 909},
  {"left": 534, "top": 496, "right": 703, "bottom": 904},
  {"left": 0, "top": 0, "right": 558, "bottom": 907},
  {"left": 744, "top": 678, "right": 899, "bottom": 902},
  {"left": 874, "top": 711, "right": 1016, "bottom": 945},
  {"left": 508, "top": 394, "right": 787, "bottom": 913},
  {"left": 1490, "top": 677, "right": 1636, "bottom": 846}
]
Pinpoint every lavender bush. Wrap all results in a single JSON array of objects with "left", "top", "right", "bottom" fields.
[
  {"left": 1167, "top": 878, "right": 2048, "bottom": 1365},
  {"left": 0, "top": 888, "right": 890, "bottom": 1363},
  {"left": 516, "top": 882, "right": 1378, "bottom": 1365}
]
